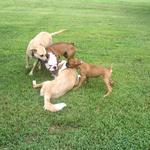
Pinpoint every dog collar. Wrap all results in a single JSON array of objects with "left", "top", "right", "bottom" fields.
[{"left": 66, "top": 62, "right": 70, "bottom": 68}]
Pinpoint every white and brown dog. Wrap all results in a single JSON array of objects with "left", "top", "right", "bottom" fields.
[
  {"left": 32, "top": 60, "right": 80, "bottom": 112},
  {"left": 44, "top": 51, "right": 68, "bottom": 78},
  {"left": 26, "top": 29, "right": 66, "bottom": 75},
  {"left": 45, "top": 52, "right": 58, "bottom": 73}
]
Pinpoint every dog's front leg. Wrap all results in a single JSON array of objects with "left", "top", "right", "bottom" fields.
[
  {"left": 74, "top": 75, "right": 81, "bottom": 86},
  {"left": 29, "top": 60, "right": 39, "bottom": 76},
  {"left": 25, "top": 55, "right": 30, "bottom": 69},
  {"left": 43, "top": 95, "right": 57, "bottom": 112},
  {"left": 74, "top": 75, "right": 86, "bottom": 89},
  {"left": 38, "top": 60, "right": 42, "bottom": 70}
]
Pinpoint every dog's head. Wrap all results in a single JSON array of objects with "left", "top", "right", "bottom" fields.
[
  {"left": 67, "top": 58, "right": 82, "bottom": 68},
  {"left": 45, "top": 52, "right": 58, "bottom": 72},
  {"left": 31, "top": 46, "right": 48, "bottom": 62}
]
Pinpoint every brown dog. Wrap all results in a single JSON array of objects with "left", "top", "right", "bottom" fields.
[
  {"left": 67, "top": 58, "right": 113, "bottom": 97},
  {"left": 46, "top": 42, "right": 76, "bottom": 60}
]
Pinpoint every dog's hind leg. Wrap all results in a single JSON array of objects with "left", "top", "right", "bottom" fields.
[
  {"left": 29, "top": 60, "right": 39, "bottom": 76},
  {"left": 109, "top": 80, "right": 114, "bottom": 86},
  {"left": 40, "top": 86, "right": 45, "bottom": 96},
  {"left": 43, "top": 95, "right": 66, "bottom": 112},
  {"left": 108, "top": 65, "right": 113, "bottom": 86},
  {"left": 103, "top": 78, "right": 112, "bottom": 97},
  {"left": 43, "top": 95, "right": 58, "bottom": 112}
]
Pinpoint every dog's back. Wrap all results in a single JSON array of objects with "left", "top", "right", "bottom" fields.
[
  {"left": 33, "top": 68, "right": 77, "bottom": 112},
  {"left": 43, "top": 68, "right": 77, "bottom": 99},
  {"left": 27, "top": 30, "right": 66, "bottom": 50},
  {"left": 46, "top": 42, "right": 76, "bottom": 59},
  {"left": 27, "top": 32, "right": 52, "bottom": 50}
]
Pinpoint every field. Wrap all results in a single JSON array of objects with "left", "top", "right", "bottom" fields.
[{"left": 0, "top": 0, "right": 150, "bottom": 149}]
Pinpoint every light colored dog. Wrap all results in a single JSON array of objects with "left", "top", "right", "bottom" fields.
[
  {"left": 26, "top": 29, "right": 66, "bottom": 75},
  {"left": 32, "top": 61, "right": 79, "bottom": 112}
]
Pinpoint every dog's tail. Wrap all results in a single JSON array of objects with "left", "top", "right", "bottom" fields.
[
  {"left": 32, "top": 80, "right": 43, "bottom": 88},
  {"left": 50, "top": 29, "right": 66, "bottom": 36}
]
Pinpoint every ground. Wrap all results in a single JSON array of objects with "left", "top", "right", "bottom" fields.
[{"left": 0, "top": 0, "right": 150, "bottom": 149}]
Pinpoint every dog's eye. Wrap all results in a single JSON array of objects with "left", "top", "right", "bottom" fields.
[
  {"left": 40, "top": 55, "right": 44, "bottom": 57},
  {"left": 46, "top": 54, "right": 49, "bottom": 58}
]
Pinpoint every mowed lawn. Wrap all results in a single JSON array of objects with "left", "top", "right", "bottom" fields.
[{"left": 0, "top": 0, "right": 150, "bottom": 149}]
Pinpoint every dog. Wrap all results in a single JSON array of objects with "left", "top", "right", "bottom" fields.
[
  {"left": 26, "top": 29, "right": 66, "bottom": 75},
  {"left": 44, "top": 42, "right": 76, "bottom": 76},
  {"left": 46, "top": 42, "right": 76, "bottom": 59},
  {"left": 32, "top": 61, "right": 79, "bottom": 112},
  {"left": 45, "top": 53, "right": 67, "bottom": 78},
  {"left": 46, "top": 42, "right": 76, "bottom": 60},
  {"left": 45, "top": 51, "right": 58, "bottom": 72},
  {"left": 67, "top": 58, "right": 113, "bottom": 97}
]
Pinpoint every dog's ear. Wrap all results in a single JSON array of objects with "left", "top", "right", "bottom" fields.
[
  {"left": 75, "top": 61, "right": 81, "bottom": 66},
  {"left": 31, "top": 49, "right": 37, "bottom": 57},
  {"left": 31, "top": 49, "right": 37, "bottom": 53}
]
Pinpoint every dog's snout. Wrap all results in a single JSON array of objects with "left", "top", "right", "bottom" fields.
[
  {"left": 46, "top": 53, "right": 49, "bottom": 58},
  {"left": 53, "top": 66, "right": 57, "bottom": 70},
  {"left": 44, "top": 59, "right": 48, "bottom": 63}
]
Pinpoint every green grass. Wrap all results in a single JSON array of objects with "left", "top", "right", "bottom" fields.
[{"left": 0, "top": 0, "right": 150, "bottom": 149}]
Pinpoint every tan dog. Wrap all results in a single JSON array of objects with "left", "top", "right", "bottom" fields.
[
  {"left": 32, "top": 67, "right": 79, "bottom": 112},
  {"left": 26, "top": 29, "right": 66, "bottom": 75},
  {"left": 46, "top": 42, "right": 76, "bottom": 59},
  {"left": 67, "top": 58, "right": 113, "bottom": 97}
]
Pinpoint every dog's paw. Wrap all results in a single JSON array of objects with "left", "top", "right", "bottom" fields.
[
  {"left": 29, "top": 71, "right": 33, "bottom": 76},
  {"left": 32, "top": 80, "right": 36, "bottom": 86},
  {"left": 25, "top": 65, "right": 30, "bottom": 69},
  {"left": 43, "top": 105, "right": 57, "bottom": 112},
  {"left": 43, "top": 103, "right": 66, "bottom": 112},
  {"left": 78, "top": 75, "right": 81, "bottom": 78},
  {"left": 43, "top": 105, "right": 50, "bottom": 111},
  {"left": 103, "top": 92, "right": 110, "bottom": 98},
  {"left": 53, "top": 103, "right": 67, "bottom": 111}
]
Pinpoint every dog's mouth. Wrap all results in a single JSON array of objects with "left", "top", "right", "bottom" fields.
[
  {"left": 49, "top": 67, "right": 56, "bottom": 72},
  {"left": 37, "top": 55, "right": 48, "bottom": 62},
  {"left": 45, "top": 63, "right": 58, "bottom": 72},
  {"left": 50, "top": 70, "right": 58, "bottom": 76},
  {"left": 43, "top": 59, "right": 48, "bottom": 63}
]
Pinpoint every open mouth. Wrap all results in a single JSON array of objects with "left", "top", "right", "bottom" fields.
[{"left": 46, "top": 65, "right": 57, "bottom": 72}]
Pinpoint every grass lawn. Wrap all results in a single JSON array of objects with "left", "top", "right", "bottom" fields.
[{"left": 0, "top": 0, "right": 150, "bottom": 149}]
